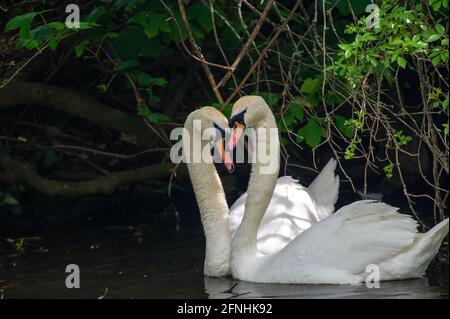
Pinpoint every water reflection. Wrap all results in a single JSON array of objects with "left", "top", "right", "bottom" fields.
[
  {"left": 205, "top": 276, "right": 448, "bottom": 299},
  {"left": 0, "top": 224, "right": 447, "bottom": 299}
]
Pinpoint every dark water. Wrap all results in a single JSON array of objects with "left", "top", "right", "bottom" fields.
[{"left": 0, "top": 221, "right": 448, "bottom": 299}]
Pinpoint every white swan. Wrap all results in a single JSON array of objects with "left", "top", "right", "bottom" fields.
[
  {"left": 184, "top": 107, "right": 231, "bottom": 277},
  {"left": 184, "top": 107, "right": 340, "bottom": 276},
  {"left": 226, "top": 96, "right": 449, "bottom": 284}
]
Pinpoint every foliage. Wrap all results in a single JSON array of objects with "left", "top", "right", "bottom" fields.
[{"left": 1, "top": 0, "right": 448, "bottom": 221}]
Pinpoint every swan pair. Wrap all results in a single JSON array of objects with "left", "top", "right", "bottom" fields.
[{"left": 184, "top": 96, "right": 449, "bottom": 284}]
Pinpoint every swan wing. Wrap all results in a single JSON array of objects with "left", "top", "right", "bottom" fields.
[{"left": 275, "top": 200, "right": 419, "bottom": 275}]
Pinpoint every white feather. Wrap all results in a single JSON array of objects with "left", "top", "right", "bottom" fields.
[
  {"left": 229, "top": 158, "right": 339, "bottom": 255},
  {"left": 235, "top": 201, "right": 449, "bottom": 284}
]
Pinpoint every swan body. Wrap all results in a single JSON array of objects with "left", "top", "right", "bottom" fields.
[
  {"left": 234, "top": 200, "right": 449, "bottom": 284},
  {"left": 229, "top": 158, "right": 339, "bottom": 255},
  {"left": 228, "top": 96, "right": 449, "bottom": 284}
]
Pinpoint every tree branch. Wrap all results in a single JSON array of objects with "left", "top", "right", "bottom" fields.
[
  {"left": 224, "top": 0, "right": 303, "bottom": 105},
  {"left": 177, "top": 0, "right": 224, "bottom": 104},
  {"left": 0, "top": 81, "right": 156, "bottom": 147},
  {"left": 0, "top": 155, "right": 176, "bottom": 196},
  {"left": 215, "top": 0, "right": 274, "bottom": 89}
]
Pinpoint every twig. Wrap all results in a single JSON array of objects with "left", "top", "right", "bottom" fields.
[
  {"left": 224, "top": 0, "right": 303, "bottom": 105},
  {"left": 215, "top": 0, "right": 275, "bottom": 89},
  {"left": 177, "top": 0, "right": 224, "bottom": 104}
]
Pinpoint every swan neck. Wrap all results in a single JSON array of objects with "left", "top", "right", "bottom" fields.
[
  {"left": 233, "top": 113, "right": 279, "bottom": 256},
  {"left": 185, "top": 122, "right": 231, "bottom": 276}
]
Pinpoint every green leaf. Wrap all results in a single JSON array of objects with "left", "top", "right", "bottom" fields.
[
  {"left": 305, "top": 93, "right": 319, "bottom": 108},
  {"left": 300, "top": 78, "right": 321, "bottom": 95},
  {"left": 5, "top": 12, "right": 37, "bottom": 32},
  {"left": 432, "top": 55, "right": 441, "bottom": 66},
  {"left": 442, "top": 95, "right": 449, "bottom": 109},
  {"left": 427, "top": 34, "right": 441, "bottom": 42},
  {"left": 133, "top": 71, "right": 152, "bottom": 86},
  {"left": 436, "top": 24, "right": 446, "bottom": 35},
  {"left": 87, "top": 6, "right": 107, "bottom": 23},
  {"left": 432, "top": 0, "right": 442, "bottom": 11},
  {"left": 168, "top": 12, "right": 188, "bottom": 43},
  {"left": 128, "top": 12, "right": 148, "bottom": 26},
  {"left": 5, "top": 12, "right": 38, "bottom": 40},
  {"left": 297, "top": 119, "right": 324, "bottom": 148},
  {"left": 97, "top": 84, "right": 107, "bottom": 93},
  {"left": 397, "top": 56, "right": 407, "bottom": 69},
  {"left": 137, "top": 105, "right": 151, "bottom": 118},
  {"left": 145, "top": 13, "right": 165, "bottom": 38},
  {"left": 148, "top": 112, "right": 170, "bottom": 124},
  {"left": 129, "top": 12, "right": 170, "bottom": 38},
  {"left": 78, "top": 22, "right": 99, "bottom": 30},
  {"left": 47, "top": 22, "right": 65, "bottom": 31},
  {"left": 111, "top": 27, "right": 161, "bottom": 60},
  {"left": 48, "top": 36, "right": 58, "bottom": 50},
  {"left": 383, "top": 163, "right": 395, "bottom": 179},
  {"left": 114, "top": 60, "right": 140, "bottom": 72},
  {"left": 288, "top": 102, "right": 304, "bottom": 121},
  {"left": 21, "top": 38, "right": 39, "bottom": 49},
  {"left": 189, "top": 3, "right": 213, "bottom": 32},
  {"left": 280, "top": 113, "right": 296, "bottom": 131},
  {"left": 75, "top": 40, "right": 89, "bottom": 57},
  {"left": 149, "top": 77, "right": 167, "bottom": 86},
  {"left": 133, "top": 71, "right": 167, "bottom": 87},
  {"left": 335, "top": 115, "right": 353, "bottom": 139},
  {"left": 159, "top": 21, "right": 171, "bottom": 33},
  {"left": 190, "top": 24, "right": 204, "bottom": 38},
  {"left": 144, "top": 25, "right": 159, "bottom": 38}
]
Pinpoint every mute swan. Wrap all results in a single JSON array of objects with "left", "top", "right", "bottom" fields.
[
  {"left": 184, "top": 107, "right": 340, "bottom": 276},
  {"left": 226, "top": 96, "right": 449, "bottom": 284},
  {"left": 184, "top": 107, "right": 232, "bottom": 277}
]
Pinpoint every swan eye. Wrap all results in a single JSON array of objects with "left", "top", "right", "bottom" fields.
[
  {"left": 229, "top": 109, "right": 247, "bottom": 128},
  {"left": 213, "top": 122, "right": 225, "bottom": 137}
]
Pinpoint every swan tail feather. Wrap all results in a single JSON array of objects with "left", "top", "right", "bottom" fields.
[
  {"left": 307, "top": 158, "right": 339, "bottom": 220},
  {"left": 378, "top": 218, "right": 449, "bottom": 281},
  {"left": 413, "top": 218, "right": 449, "bottom": 274}
]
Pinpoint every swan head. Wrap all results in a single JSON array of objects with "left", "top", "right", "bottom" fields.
[
  {"left": 185, "top": 107, "right": 234, "bottom": 172},
  {"left": 227, "top": 95, "right": 271, "bottom": 151}
]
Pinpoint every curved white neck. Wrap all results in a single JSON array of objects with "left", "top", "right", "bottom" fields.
[
  {"left": 231, "top": 112, "right": 280, "bottom": 263},
  {"left": 185, "top": 122, "right": 231, "bottom": 277}
]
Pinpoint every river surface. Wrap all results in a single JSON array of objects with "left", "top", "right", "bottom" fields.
[{"left": 0, "top": 220, "right": 448, "bottom": 299}]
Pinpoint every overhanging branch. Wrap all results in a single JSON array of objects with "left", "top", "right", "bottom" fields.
[
  {"left": 1, "top": 156, "right": 176, "bottom": 196},
  {"left": 0, "top": 81, "right": 156, "bottom": 147}
]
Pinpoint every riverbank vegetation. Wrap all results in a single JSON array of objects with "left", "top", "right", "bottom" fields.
[{"left": 0, "top": 0, "right": 448, "bottom": 228}]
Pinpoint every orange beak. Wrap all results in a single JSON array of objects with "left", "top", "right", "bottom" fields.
[
  {"left": 215, "top": 138, "right": 234, "bottom": 173},
  {"left": 226, "top": 122, "right": 245, "bottom": 152}
]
